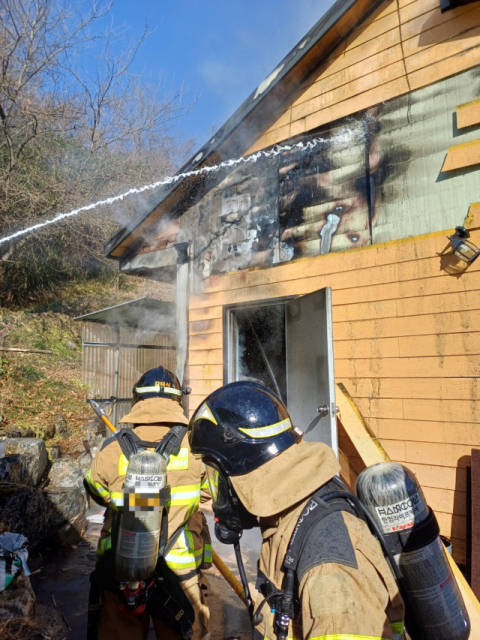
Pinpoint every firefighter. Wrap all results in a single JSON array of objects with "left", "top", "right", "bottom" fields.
[
  {"left": 189, "top": 381, "right": 405, "bottom": 640},
  {"left": 84, "top": 367, "right": 211, "bottom": 640}
]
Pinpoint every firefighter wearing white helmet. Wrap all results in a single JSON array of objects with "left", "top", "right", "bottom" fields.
[
  {"left": 84, "top": 367, "right": 211, "bottom": 640},
  {"left": 189, "top": 381, "right": 405, "bottom": 640}
]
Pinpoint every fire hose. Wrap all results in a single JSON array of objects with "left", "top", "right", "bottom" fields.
[{"left": 212, "top": 549, "right": 254, "bottom": 609}]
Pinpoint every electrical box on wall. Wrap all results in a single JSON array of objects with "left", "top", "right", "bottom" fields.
[{"left": 441, "top": 0, "right": 478, "bottom": 12}]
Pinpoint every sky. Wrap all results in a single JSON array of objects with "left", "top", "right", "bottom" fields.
[{"left": 105, "top": 0, "right": 336, "bottom": 151}]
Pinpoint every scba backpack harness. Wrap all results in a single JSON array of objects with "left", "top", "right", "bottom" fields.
[
  {"left": 87, "top": 424, "right": 195, "bottom": 640},
  {"left": 253, "top": 476, "right": 413, "bottom": 640}
]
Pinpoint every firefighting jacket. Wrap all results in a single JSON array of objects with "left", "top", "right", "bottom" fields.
[
  {"left": 84, "top": 398, "right": 212, "bottom": 581},
  {"left": 230, "top": 440, "right": 405, "bottom": 640}
]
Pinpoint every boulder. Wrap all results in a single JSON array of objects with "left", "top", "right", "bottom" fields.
[
  {"left": 55, "top": 415, "right": 71, "bottom": 438},
  {"left": 1, "top": 439, "right": 47, "bottom": 485},
  {"left": 76, "top": 451, "right": 92, "bottom": 473},
  {"left": 0, "top": 572, "right": 35, "bottom": 621},
  {"left": 46, "top": 445, "right": 60, "bottom": 461},
  {"left": 4, "top": 428, "right": 35, "bottom": 438},
  {"left": 48, "top": 459, "right": 88, "bottom": 507},
  {"left": 45, "top": 459, "right": 88, "bottom": 546},
  {"left": 0, "top": 486, "right": 51, "bottom": 550},
  {"left": 65, "top": 340, "right": 77, "bottom": 351}
]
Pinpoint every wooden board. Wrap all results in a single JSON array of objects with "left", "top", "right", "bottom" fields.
[
  {"left": 442, "top": 138, "right": 480, "bottom": 172},
  {"left": 472, "top": 448, "right": 480, "bottom": 599},
  {"left": 336, "top": 383, "right": 391, "bottom": 467},
  {"left": 457, "top": 97, "right": 480, "bottom": 129},
  {"left": 365, "top": 417, "right": 480, "bottom": 447}
]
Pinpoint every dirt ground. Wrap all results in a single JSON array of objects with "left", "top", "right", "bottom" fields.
[{"left": 29, "top": 504, "right": 260, "bottom": 640}]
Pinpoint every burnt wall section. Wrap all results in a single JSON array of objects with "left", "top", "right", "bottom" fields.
[{"left": 145, "top": 66, "right": 480, "bottom": 281}]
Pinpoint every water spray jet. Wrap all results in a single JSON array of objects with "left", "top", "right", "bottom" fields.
[{"left": 0, "top": 131, "right": 356, "bottom": 247}]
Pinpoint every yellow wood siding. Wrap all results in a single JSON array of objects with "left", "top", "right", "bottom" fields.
[
  {"left": 187, "top": 226, "right": 480, "bottom": 564},
  {"left": 248, "top": 0, "right": 480, "bottom": 153}
]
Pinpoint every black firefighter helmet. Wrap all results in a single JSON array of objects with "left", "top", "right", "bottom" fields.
[
  {"left": 132, "top": 366, "right": 184, "bottom": 405},
  {"left": 188, "top": 381, "right": 303, "bottom": 476}
]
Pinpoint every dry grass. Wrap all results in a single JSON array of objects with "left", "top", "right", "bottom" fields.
[
  {"left": 0, "top": 618, "right": 49, "bottom": 640},
  {"left": 0, "top": 274, "right": 173, "bottom": 445}
]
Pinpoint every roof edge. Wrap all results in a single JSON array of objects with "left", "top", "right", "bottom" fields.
[{"left": 106, "top": 0, "right": 363, "bottom": 259}]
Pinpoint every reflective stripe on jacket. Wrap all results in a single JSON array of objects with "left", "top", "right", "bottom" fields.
[{"left": 84, "top": 423, "right": 210, "bottom": 577}]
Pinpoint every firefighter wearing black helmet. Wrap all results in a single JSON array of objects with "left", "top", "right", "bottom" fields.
[
  {"left": 84, "top": 367, "right": 211, "bottom": 640},
  {"left": 189, "top": 381, "right": 405, "bottom": 640}
]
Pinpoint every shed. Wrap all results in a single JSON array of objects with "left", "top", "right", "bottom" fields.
[
  {"left": 104, "top": 0, "right": 480, "bottom": 570},
  {"left": 75, "top": 297, "right": 176, "bottom": 425}
]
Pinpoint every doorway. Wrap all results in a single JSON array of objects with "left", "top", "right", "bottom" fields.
[{"left": 223, "top": 288, "right": 337, "bottom": 452}]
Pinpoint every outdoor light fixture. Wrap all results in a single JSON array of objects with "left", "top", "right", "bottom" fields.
[{"left": 447, "top": 226, "right": 480, "bottom": 264}]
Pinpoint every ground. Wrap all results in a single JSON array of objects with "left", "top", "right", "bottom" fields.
[{"left": 29, "top": 504, "right": 259, "bottom": 640}]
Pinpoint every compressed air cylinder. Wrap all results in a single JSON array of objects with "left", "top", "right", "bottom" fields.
[
  {"left": 356, "top": 462, "right": 470, "bottom": 640},
  {"left": 115, "top": 449, "right": 166, "bottom": 582}
]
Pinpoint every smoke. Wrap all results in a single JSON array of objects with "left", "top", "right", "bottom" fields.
[{"left": 0, "top": 133, "right": 354, "bottom": 247}]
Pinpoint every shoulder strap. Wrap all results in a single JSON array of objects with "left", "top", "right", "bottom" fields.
[
  {"left": 113, "top": 424, "right": 188, "bottom": 461},
  {"left": 284, "top": 480, "right": 360, "bottom": 572}
]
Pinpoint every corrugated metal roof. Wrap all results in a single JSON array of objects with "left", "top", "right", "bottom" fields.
[
  {"left": 74, "top": 297, "right": 175, "bottom": 332},
  {"left": 105, "top": 0, "right": 369, "bottom": 259}
]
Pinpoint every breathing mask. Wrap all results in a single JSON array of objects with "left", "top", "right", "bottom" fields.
[{"left": 205, "top": 462, "right": 257, "bottom": 544}]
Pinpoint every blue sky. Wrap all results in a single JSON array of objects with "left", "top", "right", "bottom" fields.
[{"left": 106, "top": 0, "right": 336, "bottom": 149}]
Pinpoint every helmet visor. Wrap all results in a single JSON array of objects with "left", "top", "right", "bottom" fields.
[{"left": 205, "top": 463, "right": 230, "bottom": 510}]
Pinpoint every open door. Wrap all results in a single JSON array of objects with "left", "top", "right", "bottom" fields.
[{"left": 286, "top": 287, "right": 337, "bottom": 454}]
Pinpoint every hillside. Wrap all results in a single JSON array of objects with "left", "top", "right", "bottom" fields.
[{"left": 0, "top": 274, "right": 174, "bottom": 455}]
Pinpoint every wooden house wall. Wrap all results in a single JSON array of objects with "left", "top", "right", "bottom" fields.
[
  {"left": 248, "top": 0, "right": 480, "bottom": 153},
  {"left": 187, "top": 223, "right": 480, "bottom": 564}
]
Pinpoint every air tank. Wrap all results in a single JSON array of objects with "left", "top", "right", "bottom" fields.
[
  {"left": 115, "top": 449, "right": 167, "bottom": 583},
  {"left": 357, "top": 462, "right": 470, "bottom": 640}
]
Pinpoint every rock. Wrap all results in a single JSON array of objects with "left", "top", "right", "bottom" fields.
[
  {"left": 48, "top": 459, "right": 85, "bottom": 494},
  {"left": 84, "top": 427, "right": 105, "bottom": 453},
  {"left": 5, "top": 429, "right": 35, "bottom": 438},
  {"left": 46, "top": 446, "right": 60, "bottom": 461},
  {"left": 55, "top": 415, "right": 71, "bottom": 438},
  {"left": 0, "top": 571, "right": 35, "bottom": 621},
  {"left": 1, "top": 439, "right": 47, "bottom": 485},
  {"left": 84, "top": 415, "right": 106, "bottom": 436},
  {"left": 76, "top": 451, "right": 92, "bottom": 473},
  {"left": 65, "top": 340, "right": 77, "bottom": 351},
  {"left": 0, "top": 486, "right": 51, "bottom": 550},
  {"left": 45, "top": 459, "right": 88, "bottom": 546}
]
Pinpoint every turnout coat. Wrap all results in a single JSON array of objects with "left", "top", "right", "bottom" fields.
[
  {"left": 231, "top": 440, "right": 405, "bottom": 640},
  {"left": 84, "top": 397, "right": 211, "bottom": 640}
]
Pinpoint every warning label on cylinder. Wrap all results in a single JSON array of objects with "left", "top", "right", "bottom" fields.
[
  {"left": 117, "top": 528, "right": 160, "bottom": 559},
  {"left": 375, "top": 491, "right": 427, "bottom": 532}
]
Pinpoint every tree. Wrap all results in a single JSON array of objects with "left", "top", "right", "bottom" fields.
[{"left": 0, "top": 0, "right": 193, "bottom": 305}]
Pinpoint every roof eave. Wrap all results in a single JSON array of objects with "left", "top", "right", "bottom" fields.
[{"left": 106, "top": 0, "right": 368, "bottom": 259}]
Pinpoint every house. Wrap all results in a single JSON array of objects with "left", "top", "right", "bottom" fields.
[{"left": 105, "top": 0, "right": 480, "bottom": 568}]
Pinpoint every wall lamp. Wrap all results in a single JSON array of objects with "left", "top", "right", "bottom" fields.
[{"left": 447, "top": 226, "right": 480, "bottom": 264}]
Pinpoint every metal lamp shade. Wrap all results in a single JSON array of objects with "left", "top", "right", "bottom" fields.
[{"left": 448, "top": 227, "right": 480, "bottom": 265}]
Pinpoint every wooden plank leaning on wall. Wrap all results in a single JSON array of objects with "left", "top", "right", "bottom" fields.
[{"left": 336, "top": 383, "right": 480, "bottom": 637}]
